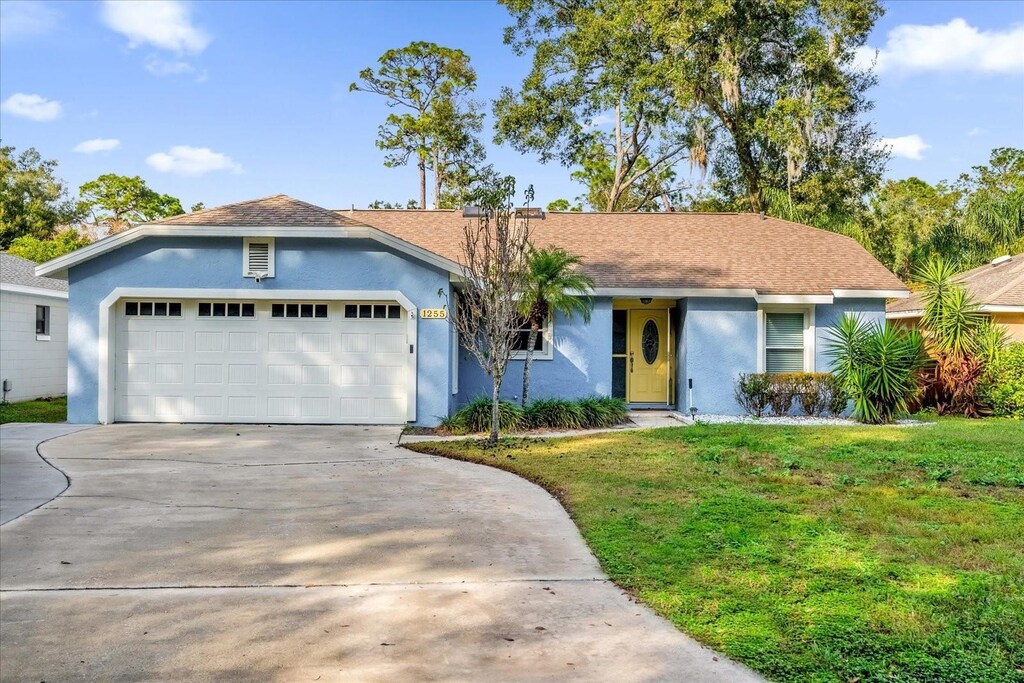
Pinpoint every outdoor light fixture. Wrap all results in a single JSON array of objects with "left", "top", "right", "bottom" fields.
[{"left": 640, "top": 297, "right": 653, "bottom": 305}]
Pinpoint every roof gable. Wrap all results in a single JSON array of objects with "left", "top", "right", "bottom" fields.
[
  {"left": 151, "top": 194, "right": 366, "bottom": 228},
  {"left": 888, "top": 253, "right": 1024, "bottom": 313}
]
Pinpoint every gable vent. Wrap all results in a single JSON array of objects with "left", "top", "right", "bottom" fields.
[
  {"left": 243, "top": 237, "right": 275, "bottom": 278},
  {"left": 247, "top": 242, "right": 270, "bottom": 271}
]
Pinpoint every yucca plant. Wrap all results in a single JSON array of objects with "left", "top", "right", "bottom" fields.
[
  {"left": 915, "top": 256, "right": 1008, "bottom": 416},
  {"left": 826, "top": 315, "right": 928, "bottom": 424}
]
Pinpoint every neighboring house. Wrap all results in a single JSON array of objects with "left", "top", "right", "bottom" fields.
[
  {"left": 1, "top": 252, "right": 69, "bottom": 403},
  {"left": 887, "top": 254, "right": 1024, "bottom": 341},
  {"left": 35, "top": 195, "right": 907, "bottom": 426}
]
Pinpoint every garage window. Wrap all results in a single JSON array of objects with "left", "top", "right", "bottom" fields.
[
  {"left": 124, "top": 301, "right": 183, "bottom": 317},
  {"left": 271, "top": 303, "right": 328, "bottom": 319},
  {"left": 198, "top": 302, "right": 256, "bottom": 318},
  {"left": 343, "top": 303, "right": 401, "bottom": 319}
]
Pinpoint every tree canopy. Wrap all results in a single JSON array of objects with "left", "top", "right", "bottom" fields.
[
  {"left": 0, "top": 144, "right": 81, "bottom": 249},
  {"left": 351, "top": 41, "right": 486, "bottom": 209},
  {"left": 78, "top": 174, "right": 184, "bottom": 234},
  {"left": 7, "top": 228, "right": 92, "bottom": 263},
  {"left": 497, "top": 0, "right": 886, "bottom": 218}
]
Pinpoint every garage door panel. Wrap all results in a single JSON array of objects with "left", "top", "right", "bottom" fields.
[{"left": 115, "top": 299, "right": 410, "bottom": 424}]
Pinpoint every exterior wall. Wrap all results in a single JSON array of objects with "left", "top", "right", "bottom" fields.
[
  {"left": 66, "top": 236, "right": 452, "bottom": 426},
  {"left": 0, "top": 290, "right": 68, "bottom": 402},
  {"left": 680, "top": 297, "right": 759, "bottom": 415},
  {"left": 814, "top": 298, "right": 886, "bottom": 372},
  {"left": 891, "top": 312, "right": 1024, "bottom": 341},
  {"left": 679, "top": 297, "right": 887, "bottom": 415},
  {"left": 455, "top": 297, "right": 613, "bottom": 406}
]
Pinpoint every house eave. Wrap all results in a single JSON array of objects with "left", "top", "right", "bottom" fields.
[{"left": 0, "top": 283, "right": 68, "bottom": 299}]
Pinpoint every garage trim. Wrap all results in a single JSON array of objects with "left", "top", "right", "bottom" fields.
[{"left": 97, "top": 287, "right": 418, "bottom": 424}]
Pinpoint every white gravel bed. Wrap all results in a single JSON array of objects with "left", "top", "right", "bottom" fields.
[{"left": 694, "top": 414, "right": 932, "bottom": 427}]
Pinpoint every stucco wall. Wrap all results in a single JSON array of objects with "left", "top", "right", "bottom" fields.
[
  {"left": 0, "top": 290, "right": 68, "bottom": 402},
  {"left": 66, "top": 236, "right": 452, "bottom": 426},
  {"left": 681, "top": 298, "right": 759, "bottom": 415},
  {"left": 680, "top": 297, "right": 887, "bottom": 415},
  {"left": 455, "top": 298, "right": 613, "bottom": 406}
]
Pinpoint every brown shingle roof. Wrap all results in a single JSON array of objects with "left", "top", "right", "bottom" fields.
[
  {"left": 346, "top": 209, "right": 906, "bottom": 295},
  {"left": 888, "top": 253, "right": 1024, "bottom": 314},
  {"left": 150, "top": 194, "right": 368, "bottom": 228}
]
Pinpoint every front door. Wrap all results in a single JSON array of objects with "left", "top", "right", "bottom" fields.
[{"left": 628, "top": 310, "right": 669, "bottom": 403}]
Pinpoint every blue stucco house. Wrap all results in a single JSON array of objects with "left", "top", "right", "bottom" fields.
[{"left": 35, "top": 195, "right": 908, "bottom": 426}]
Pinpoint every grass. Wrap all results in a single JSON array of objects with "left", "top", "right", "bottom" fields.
[
  {"left": 406, "top": 418, "right": 1024, "bottom": 683},
  {"left": 0, "top": 396, "right": 67, "bottom": 424}
]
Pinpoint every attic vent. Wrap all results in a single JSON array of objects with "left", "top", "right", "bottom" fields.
[
  {"left": 515, "top": 207, "right": 545, "bottom": 220},
  {"left": 991, "top": 255, "right": 1012, "bottom": 266},
  {"left": 243, "top": 237, "right": 275, "bottom": 278}
]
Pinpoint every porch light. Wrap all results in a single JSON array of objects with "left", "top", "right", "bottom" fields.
[{"left": 640, "top": 297, "right": 653, "bottom": 305}]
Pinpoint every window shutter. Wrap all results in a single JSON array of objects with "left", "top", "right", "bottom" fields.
[
  {"left": 765, "top": 312, "right": 805, "bottom": 373},
  {"left": 247, "top": 242, "right": 270, "bottom": 273}
]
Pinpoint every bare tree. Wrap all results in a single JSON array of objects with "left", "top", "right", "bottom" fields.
[{"left": 451, "top": 177, "right": 535, "bottom": 442}]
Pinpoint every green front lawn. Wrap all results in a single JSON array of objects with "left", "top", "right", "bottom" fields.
[
  {"left": 0, "top": 396, "right": 67, "bottom": 424},
  {"left": 407, "top": 419, "right": 1024, "bottom": 683}
]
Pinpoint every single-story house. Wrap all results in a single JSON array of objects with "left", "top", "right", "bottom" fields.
[
  {"left": 887, "top": 254, "right": 1024, "bottom": 341},
  {"left": 35, "top": 195, "right": 908, "bottom": 426},
  {"left": 1, "top": 252, "right": 69, "bottom": 403}
]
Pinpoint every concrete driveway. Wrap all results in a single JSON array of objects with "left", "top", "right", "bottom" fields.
[{"left": 0, "top": 424, "right": 762, "bottom": 682}]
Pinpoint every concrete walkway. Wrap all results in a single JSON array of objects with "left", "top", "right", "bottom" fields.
[
  {"left": 0, "top": 423, "right": 93, "bottom": 524},
  {"left": 0, "top": 424, "right": 762, "bottom": 682}
]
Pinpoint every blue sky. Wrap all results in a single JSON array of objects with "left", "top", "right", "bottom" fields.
[{"left": 1, "top": 0, "right": 1022, "bottom": 211}]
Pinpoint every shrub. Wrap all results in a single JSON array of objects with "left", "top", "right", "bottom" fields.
[
  {"left": 735, "top": 373, "right": 773, "bottom": 417},
  {"left": 525, "top": 398, "right": 585, "bottom": 430},
  {"left": 445, "top": 397, "right": 526, "bottom": 434},
  {"left": 767, "top": 374, "right": 799, "bottom": 416},
  {"left": 978, "top": 342, "right": 1024, "bottom": 418},
  {"left": 826, "top": 315, "right": 928, "bottom": 424},
  {"left": 576, "top": 396, "right": 629, "bottom": 428},
  {"left": 794, "top": 373, "right": 847, "bottom": 416}
]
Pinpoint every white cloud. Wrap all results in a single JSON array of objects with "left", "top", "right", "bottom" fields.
[
  {"left": 74, "top": 138, "right": 121, "bottom": 153},
  {"left": 873, "top": 134, "right": 930, "bottom": 160},
  {"left": 144, "top": 54, "right": 195, "bottom": 76},
  {"left": 967, "top": 127, "right": 985, "bottom": 137},
  {"left": 146, "top": 145, "right": 241, "bottom": 176},
  {"left": 856, "top": 19, "right": 1024, "bottom": 75},
  {"left": 101, "top": 0, "right": 210, "bottom": 54},
  {"left": 0, "top": 93, "right": 62, "bottom": 121},
  {"left": 0, "top": 1, "right": 60, "bottom": 41}
]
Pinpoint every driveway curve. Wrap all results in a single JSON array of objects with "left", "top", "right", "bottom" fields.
[{"left": 0, "top": 424, "right": 762, "bottom": 682}]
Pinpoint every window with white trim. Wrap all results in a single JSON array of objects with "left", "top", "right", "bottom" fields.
[
  {"left": 511, "top": 315, "right": 552, "bottom": 360},
  {"left": 243, "top": 237, "right": 275, "bottom": 278},
  {"left": 764, "top": 311, "right": 808, "bottom": 373},
  {"left": 36, "top": 305, "right": 50, "bottom": 338},
  {"left": 198, "top": 302, "right": 256, "bottom": 318}
]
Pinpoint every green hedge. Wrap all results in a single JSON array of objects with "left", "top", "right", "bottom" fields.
[
  {"left": 979, "top": 342, "right": 1024, "bottom": 418},
  {"left": 440, "top": 395, "right": 628, "bottom": 434},
  {"left": 735, "top": 372, "right": 847, "bottom": 418}
]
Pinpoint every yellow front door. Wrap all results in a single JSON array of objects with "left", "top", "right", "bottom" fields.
[{"left": 628, "top": 310, "right": 669, "bottom": 403}]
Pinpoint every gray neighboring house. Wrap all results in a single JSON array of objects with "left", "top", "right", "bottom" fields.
[
  {"left": 35, "top": 195, "right": 909, "bottom": 426},
  {"left": 1, "top": 252, "right": 69, "bottom": 403}
]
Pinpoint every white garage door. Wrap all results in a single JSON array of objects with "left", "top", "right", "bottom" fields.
[{"left": 114, "top": 299, "right": 411, "bottom": 424}]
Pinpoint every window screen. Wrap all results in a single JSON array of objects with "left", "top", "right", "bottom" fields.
[{"left": 765, "top": 312, "right": 805, "bottom": 373}]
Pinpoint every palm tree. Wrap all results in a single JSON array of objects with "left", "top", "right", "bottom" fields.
[{"left": 519, "top": 247, "right": 595, "bottom": 406}]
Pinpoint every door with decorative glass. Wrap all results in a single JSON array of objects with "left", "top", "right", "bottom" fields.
[{"left": 627, "top": 311, "right": 669, "bottom": 403}]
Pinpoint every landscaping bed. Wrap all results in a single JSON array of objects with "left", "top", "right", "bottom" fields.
[{"left": 405, "top": 418, "right": 1024, "bottom": 683}]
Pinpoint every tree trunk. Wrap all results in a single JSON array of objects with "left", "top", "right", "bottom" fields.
[
  {"left": 418, "top": 157, "right": 427, "bottom": 210},
  {"left": 521, "top": 321, "right": 540, "bottom": 406},
  {"left": 433, "top": 149, "right": 442, "bottom": 209},
  {"left": 490, "top": 375, "right": 501, "bottom": 443}
]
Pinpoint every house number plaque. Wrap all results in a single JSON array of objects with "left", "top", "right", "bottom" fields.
[{"left": 420, "top": 308, "right": 448, "bottom": 319}]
